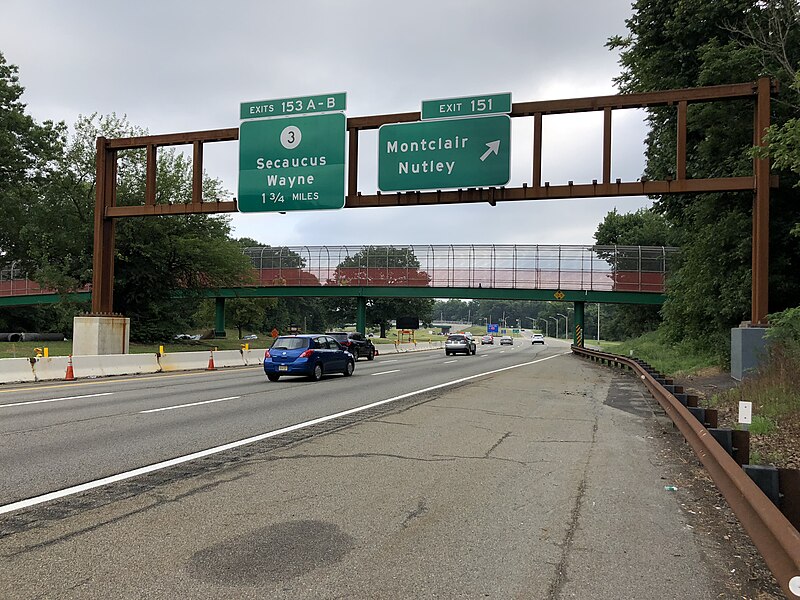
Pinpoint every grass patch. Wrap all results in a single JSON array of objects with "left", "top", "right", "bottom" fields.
[
  {"left": 599, "top": 330, "right": 723, "bottom": 376},
  {"left": 748, "top": 414, "right": 776, "bottom": 435},
  {"left": 714, "top": 344, "right": 800, "bottom": 421}
]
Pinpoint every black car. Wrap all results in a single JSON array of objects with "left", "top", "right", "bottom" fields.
[{"left": 326, "top": 331, "right": 376, "bottom": 360}]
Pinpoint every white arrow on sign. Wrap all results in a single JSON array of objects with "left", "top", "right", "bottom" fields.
[{"left": 479, "top": 140, "right": 501, "bottom": 162}]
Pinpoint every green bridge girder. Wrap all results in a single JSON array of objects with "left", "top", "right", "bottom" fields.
[
  {"left": 1, "top": 286, "right": 663, "bottom": 347},
  {"left": 0, "top": 286, "right": 663, "bottom": 308}
]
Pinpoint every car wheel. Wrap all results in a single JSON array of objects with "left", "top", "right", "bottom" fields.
[
  {"left": 267, "top": 373, "right": 280, "bottom": 382},
  {"left": 445, "top": 351, "right": 450, "bottom": 356},
  {"left": 309, "top": 363, "right": 323, "bottom": 381},
  {"left": 343, "top": 360, "right": 354, "bottom": 377},
  {"left": 367, "top": 349, "right": 374, "bottom": 361}
]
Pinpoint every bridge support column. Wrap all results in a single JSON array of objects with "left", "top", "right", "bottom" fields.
[
  {"left": 573, "top": 301, "right": 585, "bottom": 347},
  {"left": 356, "top": 297, "right": 367, "bottom": 335},
  {"left": 214, "top": 297, "right": 226, "bottom": 338}
]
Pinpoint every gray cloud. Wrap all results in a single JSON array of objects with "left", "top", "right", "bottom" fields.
[{"left": 2, "top": 0, "right": 651, "bottom": 247}]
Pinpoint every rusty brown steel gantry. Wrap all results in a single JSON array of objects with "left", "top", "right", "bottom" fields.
[{"left": 92, "top": 78, "right": 777, "bottom": 321}]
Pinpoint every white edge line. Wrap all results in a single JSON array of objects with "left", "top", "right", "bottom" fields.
[
  {"left": 139, "top": 396, "right": 240, "bottom": 414},
  {"left": 0, "top": 392, "right": 114, "bottom": 409},
  {"left": 0, "top": 351, "right": 568, "bottom": 516},
  {"left": 370, "top": 370, "right": 401, "bottom": 376}
]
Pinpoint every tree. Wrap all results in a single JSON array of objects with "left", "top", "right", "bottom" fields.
[
  {"left": 0, "top": 52, "right": 65, "bottom": 272},
  {"left": 326, "top": 246, "right": 434, "bottom": 336},
  {"left": 607, "top": 0, "right": 800, "bottom": 350},
  {"left": 593, "top": 208, "right": 675, "bottom": 339}
]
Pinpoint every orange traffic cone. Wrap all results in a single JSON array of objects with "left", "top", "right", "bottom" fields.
[
  {"left": 65, "top": 355, "right": 76, "bottom": 381},
  {"left": 206, "top": 350, "right": 216, "bottom": 371}
]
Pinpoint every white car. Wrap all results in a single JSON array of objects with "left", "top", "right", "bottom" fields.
[
  {"left": 531, "top": 333, "right": 545, "bottom": 344},
  {"left": 499, "top": 336, "right": 513, "bottom": 346}
]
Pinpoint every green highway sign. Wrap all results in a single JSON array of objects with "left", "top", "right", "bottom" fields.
[
  {"left": 421, "top": 93, "right": 511, "bottom": 120},
  {"left": 238, "top": 112, "right": 346, "bottom": 212},
  {"left": 240, "top": 92, "right": 346, "bottom": 120},
  {"left": 378, "top": 114, "right": 511, "bottom": 192}
]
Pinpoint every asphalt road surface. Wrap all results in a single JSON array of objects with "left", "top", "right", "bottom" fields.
[
  {"left": 0, "top": 338, "right": 762, "bottom": 599},
  {"left": 0, "top": 339, "right": 565, "bottom": 508}
]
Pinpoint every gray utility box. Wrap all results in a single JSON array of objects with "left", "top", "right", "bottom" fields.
[{"left": 731, "top": 325, "right": 768, "bottom": 381}]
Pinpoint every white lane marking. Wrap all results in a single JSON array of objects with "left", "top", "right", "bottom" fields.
[
  {"left": 139, "top": 396, "right": 240, "bottom": 414},
  {"left": 379, "top": 359, "right": 399, "bottom": 363},
  {"left": 443, "top": 360, "right": 458, "bottom": 364},
  {"left": 0, "top": 351, "right": 569, "bottom": 516},
  {"left": 371, "top": 370, "right": 401, "bottom": 376},
  {"left": 0, "top": 393, "right": 114, "bottom": 409}
]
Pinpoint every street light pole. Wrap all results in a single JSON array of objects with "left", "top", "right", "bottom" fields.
[
  {"left": 539, "top": 318, "right": 549, "bottom": 337},
  {"left": 557, "top": 313, "right": 568, "bottom": 340},
  {"left": 549, "top": 317, "right": 558, "bottom": 339}
]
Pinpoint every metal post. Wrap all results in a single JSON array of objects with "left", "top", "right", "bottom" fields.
[
  {"left": 557, "top": 313, "right": 568, "bottom": 340},
  {"left": 752, "top": 77, "right": 771, "bottom": 325},
  {"left": 356, "top": 296, "right": 367, "bottom": 335},
  {"left": 92, "top": 137, "right": 117, "bottom": 314},
  {"left": 214, "top": 297, "right": 226, "bottom": 338},
  {"left": 574, "top": 301, "right": 585, "bottom": 347},
  {"left": 550, "top": 317, "right": 558, "bottom": 339}
]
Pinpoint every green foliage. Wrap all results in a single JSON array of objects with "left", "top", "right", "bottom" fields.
[
  {"left": 593, "top": 208, "right": 675, "bottom": 339},
  {"left": 594, "top": 208, "right": 677, "bottom": 247},
  {"left": 606, "top": 0, "right": 800, "bottom": 350},
  {"left": 0, "top": 51, "right": 67, "bottom": 271},
  {"left": 325, "top": 247, "right": 434, "bottom": 335},
  {"left": 602, "top": 329, "right": 725, "bottom": 375},
  {"left": 749, "top": 414, "right": 777, "bottom": 435}
]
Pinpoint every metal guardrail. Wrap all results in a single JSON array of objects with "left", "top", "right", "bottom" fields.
[{"left": 572, "top": 345, "right": 800, "bottom": 599}]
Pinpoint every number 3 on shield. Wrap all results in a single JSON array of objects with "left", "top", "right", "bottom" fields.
[{"left": 280, "top": 125, "right": 302, "bottom": 150}]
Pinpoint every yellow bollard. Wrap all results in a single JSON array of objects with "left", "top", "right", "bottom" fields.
[
  {"left": 44, "top": 347, "right": 49, "bottom": 357},
  {"left": 159, "top": 345, "right": 165, "bottom": 356}
]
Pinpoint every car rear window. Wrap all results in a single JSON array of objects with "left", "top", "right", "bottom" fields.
[
  {"left": 447, "top": 335, "right": 466, "bottom": 341},
  {"left": 327, "top": 333, "right": 348, "bottom": 342},
  {"left": 271, "top": 337, "right": 308, "bottom": 350}
]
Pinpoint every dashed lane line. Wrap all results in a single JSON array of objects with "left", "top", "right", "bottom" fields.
[
  {"left": 0, "top": 392, "right": 114, "bottom": 409},
  {"left": 139, "top": 396, "right": 241, "bottom": 414}
]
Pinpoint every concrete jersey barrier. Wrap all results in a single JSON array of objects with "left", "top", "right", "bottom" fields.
[
  {"left": 31, "top": 356, "right": 70, "bottom": 381},
  {"left": 0, "top": 357, "right": 37, "bottom": 384},
  {"left": 157, "top": 351, "right": 214, "bottom": 372},
  {"left": 72, "top": 354, "right": 160, "bottom": 378}
]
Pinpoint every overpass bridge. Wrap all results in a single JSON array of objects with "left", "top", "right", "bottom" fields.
[{"left": 1, "top": 244, "right": 675, "bottom": 345}]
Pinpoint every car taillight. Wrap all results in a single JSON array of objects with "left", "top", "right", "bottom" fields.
[
  {"left": 300, "top": 349, "right": 313, "bottom": 358},
  {"left": 264, "top": 349, "right": 271, "bottom": 358}
]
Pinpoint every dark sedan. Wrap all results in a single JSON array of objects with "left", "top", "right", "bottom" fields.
[{"left": 264, "top": 334, "right": 355, "bottom": 381}]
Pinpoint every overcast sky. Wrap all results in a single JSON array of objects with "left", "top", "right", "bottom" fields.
[{"left": 1, "top": 0, "right": 652, "bottom": 248}]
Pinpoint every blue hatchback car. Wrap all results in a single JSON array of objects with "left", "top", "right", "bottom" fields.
[{"left": 264, "top": 334, "right": 355, "bottom": 382}]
